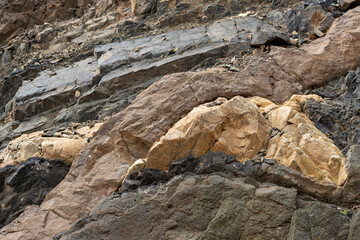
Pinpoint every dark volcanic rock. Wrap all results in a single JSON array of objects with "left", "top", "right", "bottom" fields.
[
  {"left": 303, "top": 67, "right": 360, "bottom": 152},
  {"left": 121, "top": 151, "right": 272, "bottom": 192},
  {"left": 0, "top": 157, "right": 70, "bottom": 228}
]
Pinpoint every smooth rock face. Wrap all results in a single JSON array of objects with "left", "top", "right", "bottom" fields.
[
  {"left": 146, "top": 96, "right": 271, "bottom": 170},
  {"left": 0, "top": 158, "right": 70, "bottom": 228}
]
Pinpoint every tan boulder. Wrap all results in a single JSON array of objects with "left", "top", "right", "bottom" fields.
[
  {"left": 40, "top": 138, "right": 87, "bottom": 165},
  {"left": 146, "top": 97, "right": 271, "bottom": 170},
  {"left": 260, "top": 96, "right": 347, "bottom": 185}
]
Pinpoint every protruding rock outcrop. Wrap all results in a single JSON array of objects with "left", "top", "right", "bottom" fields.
[{"left": 146, "top": 97, "right": 271, "bottom": 170}]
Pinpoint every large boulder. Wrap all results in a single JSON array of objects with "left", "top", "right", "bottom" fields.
[{"left": 146, "top": 97, "right": 271, "bottom": 170}]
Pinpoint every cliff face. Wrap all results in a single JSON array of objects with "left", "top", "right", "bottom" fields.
[{"left": 1, "top": 0, "right": 360, "bottom": 239}]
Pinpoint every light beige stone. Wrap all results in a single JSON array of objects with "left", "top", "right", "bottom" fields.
[
  {"left": 146, "top": 96, "right": 271, "bottom": 170},
  {"left": 265, "top": 98, "right": 347, "bottom": 185}
]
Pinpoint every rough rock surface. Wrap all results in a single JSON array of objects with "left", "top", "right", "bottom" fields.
[
  {"left": 304, "top": 66, "right": 360, "bottom": 153},
  {"left": 58, "top": 152, "right": 358, "bottom": 240},
  {"left": 2, "top": 7, "right": 360, "bottom": 239},
  {"left": 2, "top": 1, "right": 360, "bottom": 239},
  {"left": 249, "top": 95, "right": 347, "bottom": 185},
  {"left": 0, "top": 157, "right": 70, "bottom": 228},
  {"left": 0, "top": 123, "right": 102, "bottom": 166},
  {"left": 146, "top": 96, "right": 271, "bottom": 170}
]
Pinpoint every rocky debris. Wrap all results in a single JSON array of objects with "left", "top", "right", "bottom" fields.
[
  {"left": 0, "top": 0, "right": 97, "bottom": 46},
  {"left": 304, "top": 67, "right": 360, "bottom": 152},
  {"left": 0, "top": 123, "right": 102, "bottom": 166},
  {"left": 0, "top": 157, "right": 70, "bottom": 228},
  {"left": 284, "top": 1, "right": 337, "bottom": 43},
  {"left": 146, "top": 96, "right": 271, "bottom": 170}
]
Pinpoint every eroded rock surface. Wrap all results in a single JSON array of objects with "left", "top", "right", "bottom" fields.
[
  {"left": 0, "top": 123, "right": 102, "bottom": 166},
  {"left": 0, "top": 158, "right": 70, "bottom": 228},
  {"left": 304, "top": 67, "right": 360, "bottom": 152},
  {"left": 147, "top": 97, "right": 271, "bottom": 170},
  {"left": 1, "top": 2, "right": 360, "bottom": 240},
  {"left": 58, "top": 152, "right": 359, "bottom": 240}
]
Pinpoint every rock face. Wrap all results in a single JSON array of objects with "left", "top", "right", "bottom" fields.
[
  {"left": 146, "top": 97, "right": 271, "bottom": 170},
  {"left": 3, "top": 7, "right": 360, "bottom": 239},
  {"left": 58, "top": 152, "right": 358, "bottom": 240},
  {"left": 2, "top": 1, "right": 360, "bottom": 240},
  {"left": 0, "top": 0, "right": 96, "bottom": 45},
  {"left": 0, "top": 158, "right": 70, "bottom": 228},
  {"left": 60, "top": 174, "right": 298, "bottom": 240}
]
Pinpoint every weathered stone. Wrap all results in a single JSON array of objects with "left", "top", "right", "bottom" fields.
[
  {"left": 58, "top": 174, "right": 297, "bottom": 240},
  {"left": 288, "top": 201, "right": 350, "bottom": 240},
  {"left": 146, "top": 96, "right": 271, "bottom": 170},
  {"left": 0, "top": 158, "right": 70, "bottom": 228},
  {"left": 0, "top": 124, "right": 100, "bottom": 166},
  {"left": 14, "top": 57, "right": 99, "bottom": 122},
  {"left": 304, "top": 67, "right": 360, "bottom": 151},
  {"left": 251, "top": 23, "right": 290, "bottom": 46},
  {"left": 2, "top": 6, "right": 360, "bottom": 239},
  {"left": 252, "top": 96, "right": 348, "bottom": 185}
]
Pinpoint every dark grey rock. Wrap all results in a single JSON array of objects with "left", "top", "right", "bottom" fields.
[
  {"left": 348, "top": 211, "right": 360, "bottom": 240},
  {"left": 251, "top": 24, "right": 290, "bottom": 46},
  {"left": 1, "top": 49, "right": 12, "bottom": 65},
  {"left": 203, "top": 4, "right": 225, "bottom": 20},
  {"left": 132, "top": 0, "right": 158, "bottom": 16},
  {"left": 0, "top": 157, "right": 70, "bottom": 228},
  {"left": 304, "top": 67, "right": 360, "bottom": 151},
  {"left": 288, "top": 201, "right": 350, "bottom": 240},
  {"left": 58, "top": 173, "right": 297, "bottom": 240}
]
